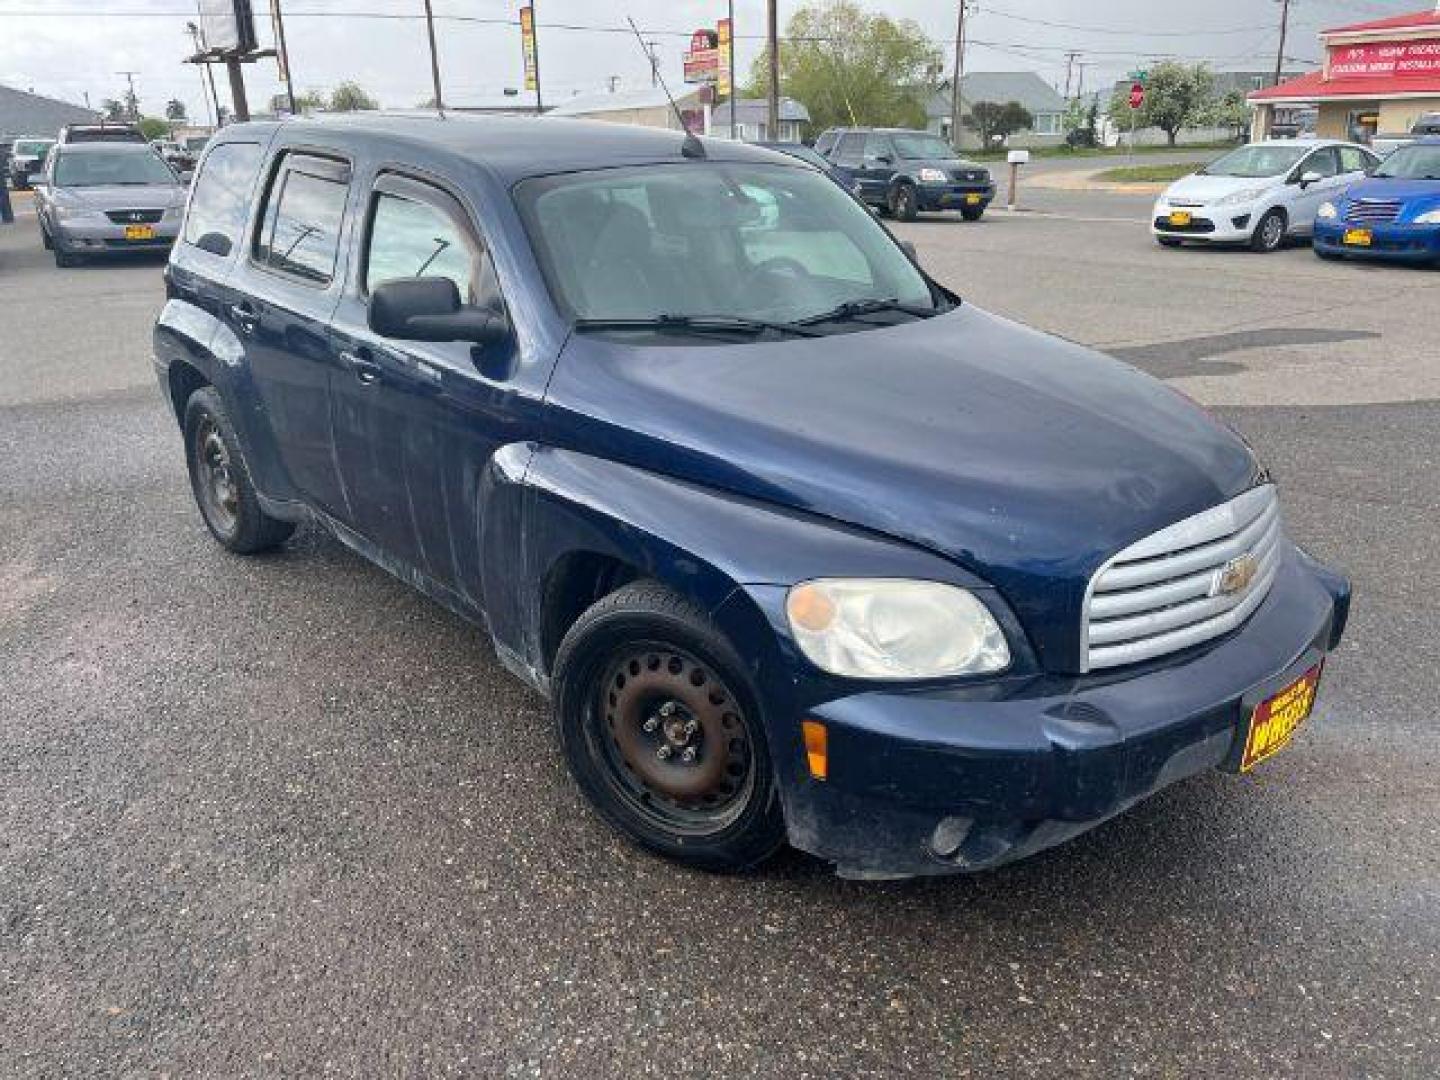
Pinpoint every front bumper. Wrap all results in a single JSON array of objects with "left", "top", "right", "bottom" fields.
[
  {"left": 772, "top": 544, "right": 1350, "bottom": 878},
  {"left": 1314, "top": 219, "right": 1440, "bottom": 262},
  {"left": 1151, "top": 205, "right": 1258, "bottom": 244},
  {"left": 918, "top": 183, "right": 995, "bottom": 212},
  {"left": 53, "top": 218, "right": 179, "bottom": 255}
]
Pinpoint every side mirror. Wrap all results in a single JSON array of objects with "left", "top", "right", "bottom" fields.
[
  {"left": 1299, "top": 170, "right": 1323, "bottom": 188},
  {"left": 369, "top": 276, "right": 506, "bottom": 345},
  {"left": 874, "top": 154, "right": 893, "bottom": 166}
]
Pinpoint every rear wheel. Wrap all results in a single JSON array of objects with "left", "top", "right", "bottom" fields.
[
  {"left": 183, "top": 386, "right": 295, "bottom": 554},
  {"left": 552, "top": 581, "right": 785, "bottom": 872},
  {"left": 1251, "top": 209, "right": 1287, "bottom": 253},
  {"left": 961, "top": 206, "right": 985, "bottom": 222},
  {"left": 891, "top": 183, "right": 918, "bottom": 222}
]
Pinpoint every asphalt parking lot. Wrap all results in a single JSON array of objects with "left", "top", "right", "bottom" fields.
[{"left": 2, "top": 183, "right": 1437, "bottom": 1077}]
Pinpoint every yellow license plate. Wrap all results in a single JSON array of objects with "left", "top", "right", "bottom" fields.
[
  {"left": 1240, "top": 664, "right": 1322, "bottom": 772},
  {"left": 965, "top": 194, "right": 982, "bottom": 206},
  {"left": 124, "top": 224, "right": 156, "bottom": 241},
  {"left": 1168, "top": 211, "right": 1193, "bottom": 227},
  {"left": 1343, "top": 228, "right": 1372, "bottom": 247}
]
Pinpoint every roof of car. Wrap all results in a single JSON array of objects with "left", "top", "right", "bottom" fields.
[{"left": 222, "top": 113, "right": 799, "bottom": 185}]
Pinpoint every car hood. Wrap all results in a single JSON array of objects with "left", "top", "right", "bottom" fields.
[
  {"left": 545, "top": 305, "right": 1260, "bottom": 671},
  {"left": 1342, "top": 176, "right": 1440, "bottom": 203},
  {"left": 1163, "top": 172, "right": 1277, "bottom": 202},
  {"left": 907, "top": 157, "right": 990, "bottom": 176},
  {"left": 58, "top": 183, "right": 181, "bottom": 209}
]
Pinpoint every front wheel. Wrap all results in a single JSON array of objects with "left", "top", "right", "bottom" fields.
[
  {"left": 1157, "top": 237, "right": 1183, "bottom": 248},
  {"left": 552, "top": 581, "right": 786, "bottom": 872},
  {"left": 890, "top": 183, "right": 918, "bottom": 222},
  {"left": 1251, "top": 209, "right": 1287, "bottom": 253},
  {"left": 183, "top": 386, "right": 295, "bottom": 554}
]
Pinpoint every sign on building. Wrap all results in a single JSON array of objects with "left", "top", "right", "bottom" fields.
[
  {"left": 520, "top": 6, "right": 538, "bottom": 92},
  {"left": 684, "top": 29, "right": 720, "bottom": 85}
]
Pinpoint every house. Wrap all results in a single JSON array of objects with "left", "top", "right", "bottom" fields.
[
  {"left": 1250, "top": 6, "right": 1440, "bottom": 145},
  {"left": 709, "top": 97, "right": 811, "bottom": 142},
  {"left": 925, "top": 72, "right": 1067, "bottom": 148},
  {"left": 0, "top": 84, "right": 100, "bottom": 146},
  {"left": 546, "top": 86, "right": 704, "bottom": 132}
]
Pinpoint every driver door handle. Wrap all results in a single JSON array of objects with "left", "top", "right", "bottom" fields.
[
  {"left": 228, "top": 302, "right": 258, "bottom": 335},
  {"left": 338, "top": 348, "right": 383, "bottom": 386}
]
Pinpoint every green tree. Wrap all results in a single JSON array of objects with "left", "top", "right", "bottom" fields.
[
  {"left": 294, "top": 88, "right": 329, "bottom": 112},
  {"left": 328, "top": 81, "right": 379, "bottom": 112},
  {"left": 165, "top": 98, "right": 187, "bottom": 122},
  {"left": 1203, "top": 89, "right": 1251, "bottom": 142},
  {"left": 1108, "top": 61, "right": 1214, "bottom": 147},
  {"left": 745, "top": 0, "right": 940, "bottom": 135},
  {"left": 964, "top": 101, "right": 1034, "bottom": 147},
  {"left": 137, "top": 117, "right": 170, "bottom": 140},
  {"left": 1062, "top": 97, "right": 1098, "bottom": 148}
]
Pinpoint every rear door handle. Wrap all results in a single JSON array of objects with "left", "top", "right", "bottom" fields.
[
  {"left": 338, "top": 348, "right": 383, "bottom": 386},
  {"left": 228, "top": 302, "right": 258, "bottom": 334}
]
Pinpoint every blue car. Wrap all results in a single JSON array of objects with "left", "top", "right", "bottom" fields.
[
  {"left": 154, "top": 116, "right": 1348, "bottom": 878},
  {"left": 1314, "top": 137, "right": 1440, "bottom": 264}
]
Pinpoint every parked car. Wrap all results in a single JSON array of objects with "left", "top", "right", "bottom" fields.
[
  {"left": 57, "top": 122, "right": 148, "bottom": 144},
  {"left": 817, "top": 127, "right": 995, "bottom": 221},
  {"left": 1313, "top": 137, "right": 1440, "bottom": 265},
  {"left": 34, "top": 142, "right": 186, "bottom": 266},
  {"left": 153, "top": 117, "right": 1348, "bottom": 878},
  {"left": 1152, "top": 139, "right": 1379, "bottom": 252},
  {"left": 152, "top": 139, "right": 198, "bottom": 173},
  {"left": 753, "top": 141, "right": 862, "bottom": 197},
  {"left": 8, "top": 137, "right": 55, "bottom": 190}
]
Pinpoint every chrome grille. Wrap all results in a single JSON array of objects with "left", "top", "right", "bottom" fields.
[
  {"left": 953, "top": 169, "right": 988, "bottom": 184},
  {"left": 1082, "top": 485, "right": 1282, "bottom": 672},
  {"left": 105, "top": 208, "right": 164, "bottom": 224},
  {"left": 1345, "top": 199, "right": 1402, "bottom": 225}
]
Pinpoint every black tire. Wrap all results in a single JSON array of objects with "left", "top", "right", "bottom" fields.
[
  {"left": 1157, "top": 237, "right": 1183, "bottom": 248},
  {"left": 40, "top": 226, "right": 52, "bottom": 251},
  {"left": 961, "top": 206, "right": 985, "bottom": 222},
  {"left": 891, "top": 183, "right": 918, "bottom": 222},
  {"left": 1251, "top": 208, "right": 1287, "bottom": 253},
  {"left": 552, "top": 580, "right": 785, "bottom": 872},
  {"left": 53, "top": 247, "right": 78, "bottom": 267},
  {"left": 182, "top": 386, "right": 295, "bottom": 554}
]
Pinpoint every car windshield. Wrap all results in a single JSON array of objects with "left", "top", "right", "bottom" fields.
[
  {"left": 53, "top": 150, "right": 176, "bottom": 187},
  {"left": 515, "top": 162, "right": 937, "bottom": 330},
  {"left": 14, "top": 140, "right": 53, "bottom": 157},
  {"left": 1201, "top": 145, "right": 1309, "bottom": 178},
  {"left": 1373, "top": 144, "right": 1440, "bottom": 180},
  {"left": 892, "top": 133, "right": 955, "bottom": 160}
]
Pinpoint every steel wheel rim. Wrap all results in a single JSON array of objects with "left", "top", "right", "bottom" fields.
[
  {"left": 194, "top": 416, "right": 239, "bottom": 535},
  {"left": 595, "top": 644, "right": 756, "bottom": 836}
]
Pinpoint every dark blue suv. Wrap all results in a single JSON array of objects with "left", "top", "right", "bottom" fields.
[
  {"left": 818, "top": 127, "right": 995, "bottom": 221},
  {"left": 155, "top": 115, "right": 1349, "bottom": 878}
]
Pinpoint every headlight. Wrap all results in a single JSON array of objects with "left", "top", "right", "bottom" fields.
[
  {"left": 53, "top": 203, "right": 96, "bottom": 222},
  {"left": 917, "top": 168, "right": 948, "bottom": 184},
  {"left": 1416, "top": 208, "right": 1440, "bottom": 224},
  {"left": 1216, "top": 186, "right": 1268, "bottom": 207},
  {"left": 1317, "top": 201, "right": 1339, "bottom": 220},
  {"left": 162, "top": 201, "right": 185, "bottom": 221},
  {"left": 785, "top": 579, "right": 1010, "bottom": 680}
]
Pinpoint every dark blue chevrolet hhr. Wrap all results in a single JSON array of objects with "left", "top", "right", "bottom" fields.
[{"left": 154, "top": 115, "right": 1350, "bottom": 878}]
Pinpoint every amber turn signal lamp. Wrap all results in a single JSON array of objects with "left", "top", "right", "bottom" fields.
[{"left": 802, "top": 720, "right": 828, "bottom": 781}]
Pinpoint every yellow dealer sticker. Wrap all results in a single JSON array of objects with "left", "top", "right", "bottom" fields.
[{"left": 1241, "top": 664, "right": 1322, "bottom": 772}]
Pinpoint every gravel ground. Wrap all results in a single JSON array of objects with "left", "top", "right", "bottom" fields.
[{"left": 2, "top": 188, "right": 1437, "bottom": 1078}]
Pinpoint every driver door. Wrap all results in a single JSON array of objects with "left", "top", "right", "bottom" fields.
[
  {"left": 326, "top": 172, "right": 512, "bottom": 595},
  {"left": 1289, "top": 147, "right": 1341, "bottom": 233}
]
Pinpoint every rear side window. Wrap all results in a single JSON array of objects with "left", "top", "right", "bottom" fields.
[
  {"left": 184, "top": 142, "right": 264, "bottom": 257},
  {"left": 254, "top": 154, "right": 351, "bottom": 285}
]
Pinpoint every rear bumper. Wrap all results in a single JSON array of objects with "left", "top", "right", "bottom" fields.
[
  {"left": 772, "top": 545, "right": 1350, "bottom": 878},
  {"left": 1314, "top": 220, "right": 1440, "bottom": 262}
]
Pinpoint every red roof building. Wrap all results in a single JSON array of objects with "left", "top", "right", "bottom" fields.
[{"left": 1248, "top": 6, "right": 1440, "bottom": 143}]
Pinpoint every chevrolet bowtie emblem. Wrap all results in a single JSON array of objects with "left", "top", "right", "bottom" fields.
[{"left": 1215, "top": 553, "right": 1259, "bottom": 597}]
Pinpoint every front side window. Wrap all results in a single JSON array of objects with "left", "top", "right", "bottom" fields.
[
  {"left": 52, "top": 149, "right": 176, "bottom": 187},
  {"left": 1338, "top": 146, "right": 1370, "bottom": 174},
  {"left": 184, "top": 141, "right": 264, "bottom": 256},
  {"left": 365, "top": 190, "right": 477, "bottom": 301},
  {"left": 1303, "top": 148, "right": 1340, "bottom": 179},
  {"left": 254, "top": 157, "right": 350, "bottom": 285},
  {"left": 515, "top": 163, "right": 934, "bottom": 327},
  {"left": 1202, "top": 145, "right": 1308, "bottom": 178},
  {"left": 833, "top": 133, "right": 865, "bottom": 166}
]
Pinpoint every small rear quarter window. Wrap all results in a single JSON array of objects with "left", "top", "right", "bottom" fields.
[{"left": 184, "top": 142, "right": 265, "bottom": 257}]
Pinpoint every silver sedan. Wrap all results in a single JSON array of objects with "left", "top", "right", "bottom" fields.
[{"left": 34, "top": 143, "right": 187, "bottom": 267}]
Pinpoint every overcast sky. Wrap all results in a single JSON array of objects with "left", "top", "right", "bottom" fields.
[{"left": 0, "top": 0, "right": 1428, "bottom": 123}]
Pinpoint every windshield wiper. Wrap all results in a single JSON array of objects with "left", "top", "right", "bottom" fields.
[
  {"left": 797, "top": 297, "right": 941, "bottom": 326},
  {"left": 572, "top": 314, "right": 822, "bottom": 339}
]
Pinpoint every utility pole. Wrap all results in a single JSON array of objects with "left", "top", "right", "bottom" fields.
[
  {"left": 727, "top": 0, "right": 737, "bottom": 139},
  {"left": 422, "top": 0, "right": 445, "bottom": 109},
  {"left": 272, "top": 0, "right": 298, "bottom": 115},
  {"left": 766, "top": 0, "right": 779, "bottom": 140},
  {"left": 949, "top": 1, "right": 968, "bottom": 148},
  {"left": 645, "top": 40, "right": 660, "bottom": 87},
  {"left": 117, "top": 70, "right": 140, "bottom": 119},
  {"left": 1063, "top": 51, "right": 1079, "bottom": 100},
  {"left": 531, "top": 0, "right": 544, "bottom": 113},
  {"left": 1273, "top": 0, "right": 1291, "bottom": 88},
  {"left": 185, "top": 23, "right": 216, "bottom": 126}
]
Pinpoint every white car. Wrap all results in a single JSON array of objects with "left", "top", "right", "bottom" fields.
[{"left": 1152, "top": 139, "right": 1381, "bottom": 252}]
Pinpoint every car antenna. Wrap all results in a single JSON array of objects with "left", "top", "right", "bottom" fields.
[{"left": 625, "top": 16, "right": 705, "bottom": 159}]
